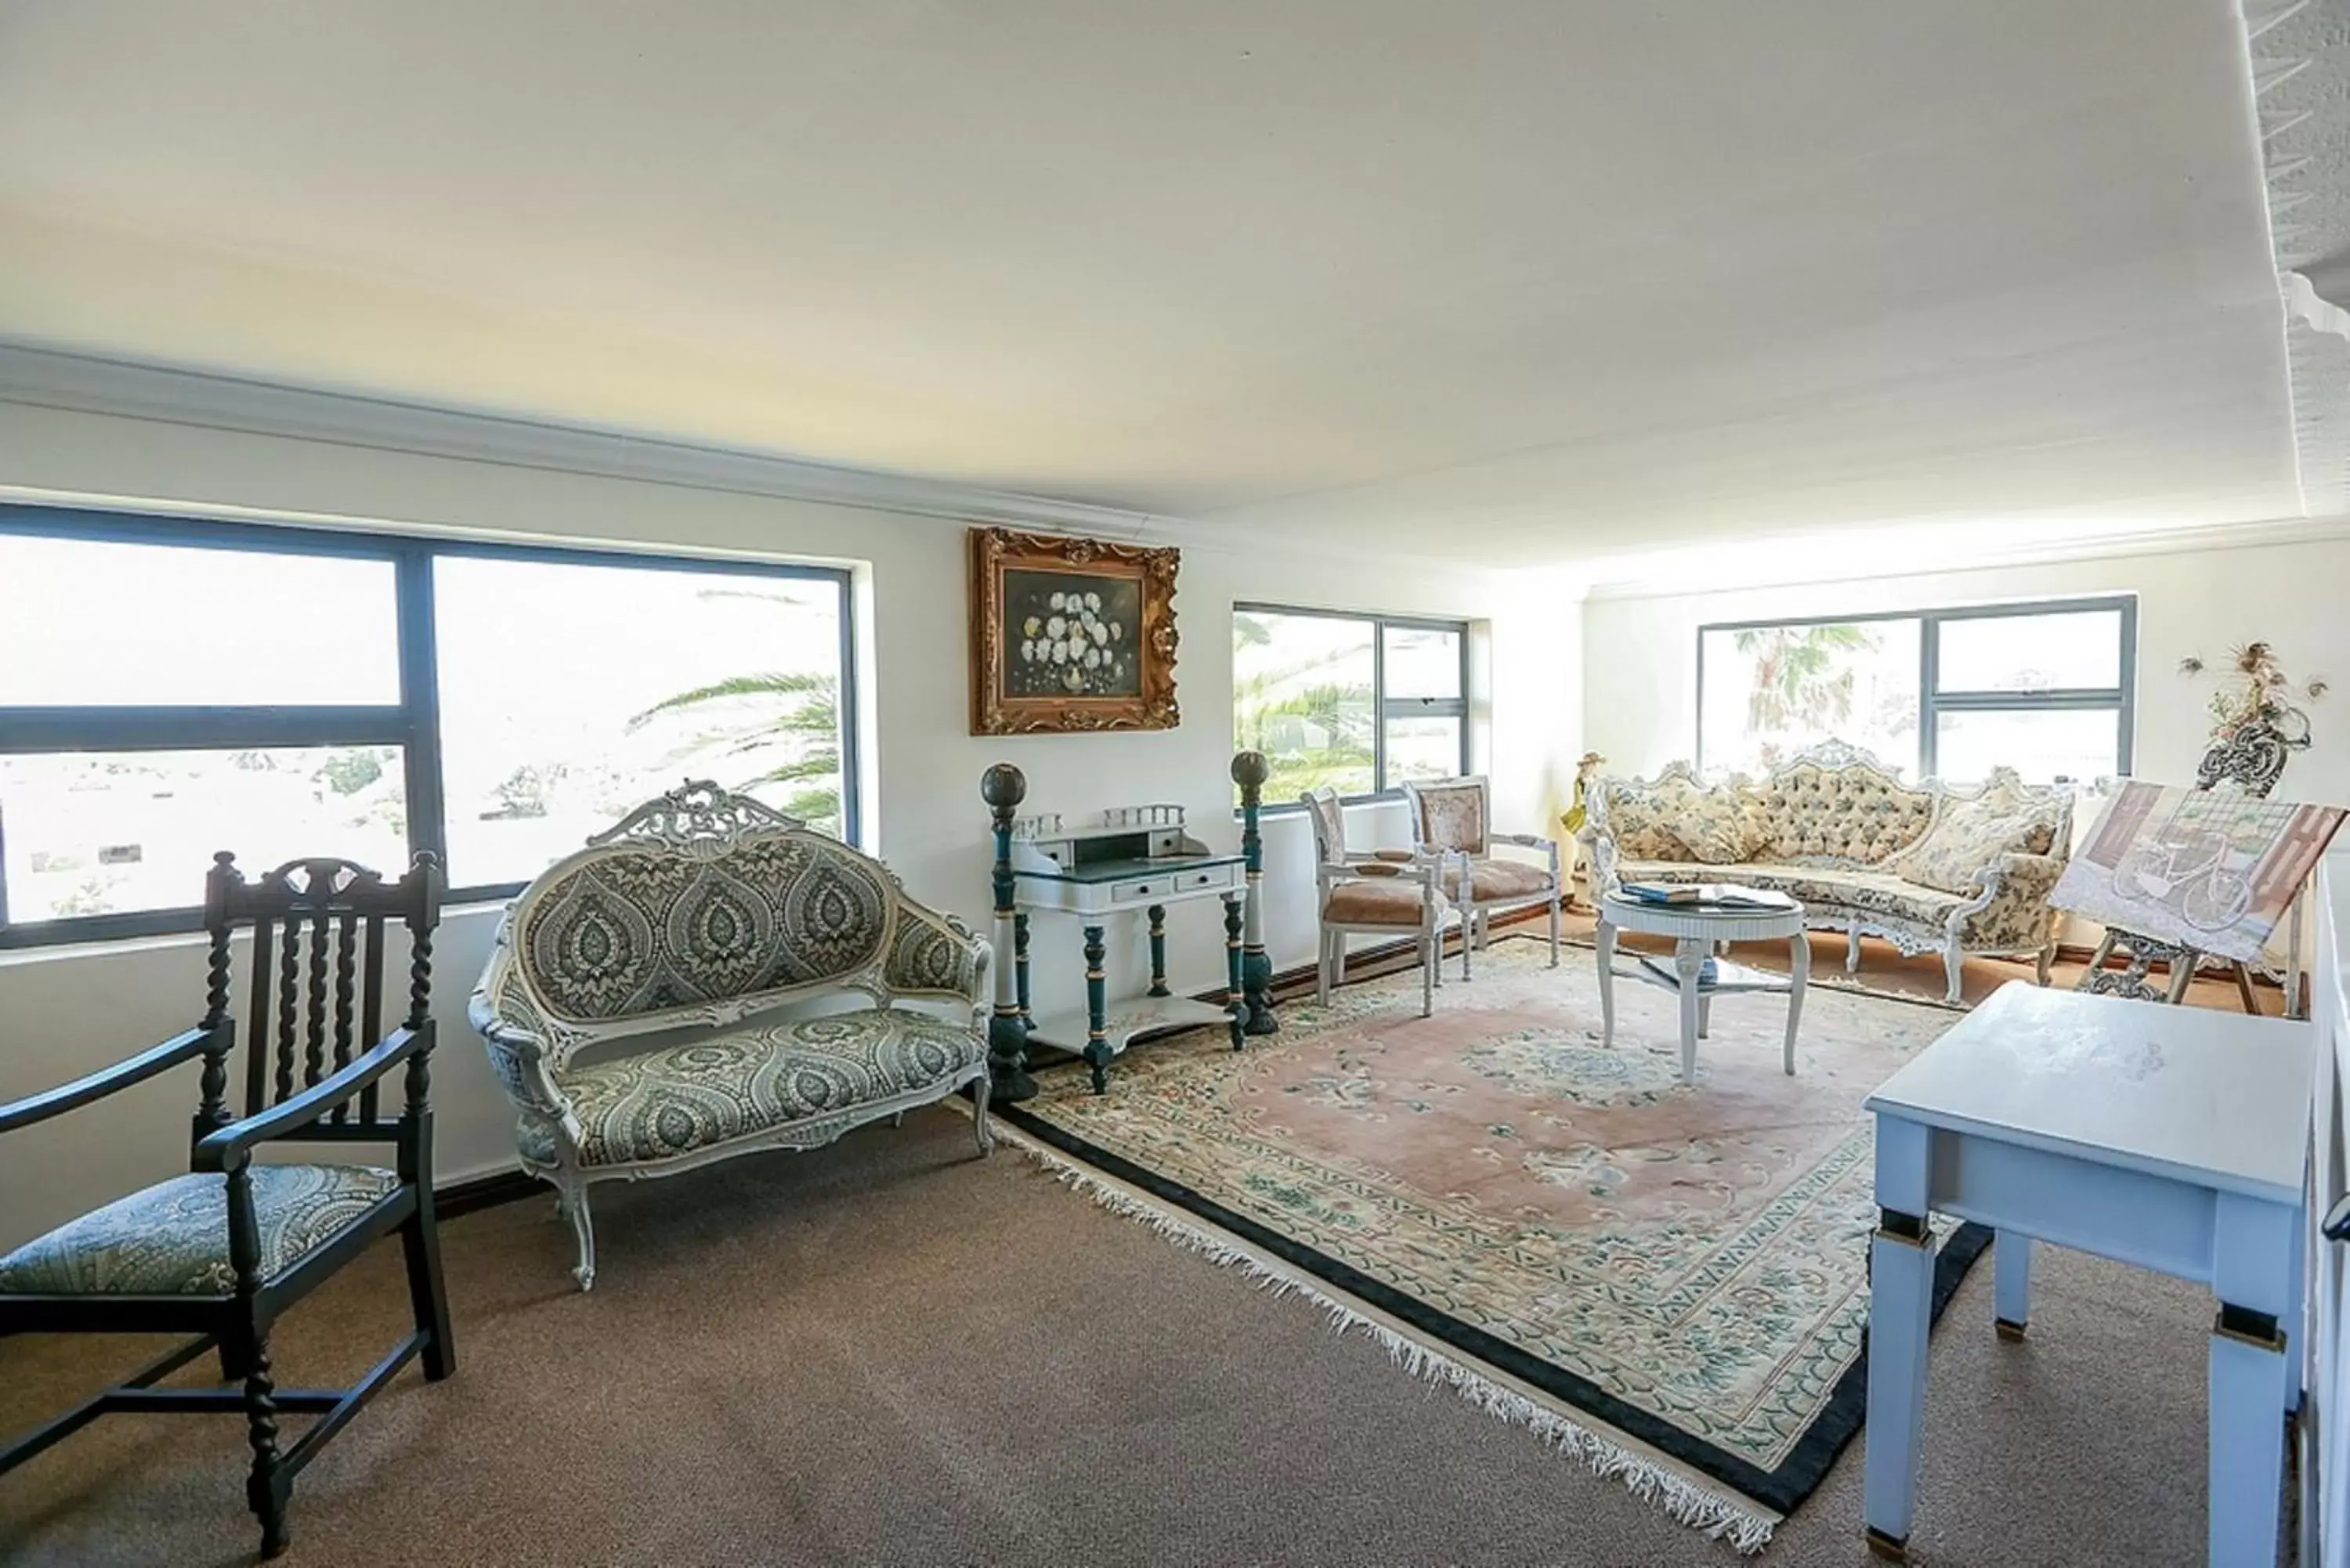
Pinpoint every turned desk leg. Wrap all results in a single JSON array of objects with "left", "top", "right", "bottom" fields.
[
  {"left": 1147, "top": 904, "right": 1170, "bottom": 998},
  {"left": 1082, "top": 924, "right": 1111, "bottom": 1094},
  {"left": 1223, "top": 892, "right": 1246, "bottom": 1050},
  {"left": 1014, "top": 912, "right": 1032, "bottom": 1027}
]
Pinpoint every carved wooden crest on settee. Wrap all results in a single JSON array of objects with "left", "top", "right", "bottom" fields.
[{"left": 967, "top": 526, "right": 1180, "bottom": 735}]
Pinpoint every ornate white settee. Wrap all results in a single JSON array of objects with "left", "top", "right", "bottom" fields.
[
  {"left": 1585, "top": 740, "right": 2073, "bottom": 1003},
  {"left": 470, "top": 782, "right": 993, "bottom": 1288}
]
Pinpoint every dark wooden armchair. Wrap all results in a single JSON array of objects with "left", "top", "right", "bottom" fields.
[{"left": 0, "top": 850, "right": 454, "bottom": 1559}]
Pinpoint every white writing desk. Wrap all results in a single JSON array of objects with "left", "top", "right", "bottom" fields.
[{"left": 1862, "top": 982, "right": 2311, "bottom": 1566}]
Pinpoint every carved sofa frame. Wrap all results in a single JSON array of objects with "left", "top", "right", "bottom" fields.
[
  {"left": 469, "top": 783, "right": 992, "bottom": 1289},
  {"left": 1585, "top": 739, "right": 2073, "bottom": 1004}
]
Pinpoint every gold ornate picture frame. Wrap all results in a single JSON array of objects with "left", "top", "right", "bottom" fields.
[{"left": 968, "top": 526, "right": 1180, "bottom": 735}]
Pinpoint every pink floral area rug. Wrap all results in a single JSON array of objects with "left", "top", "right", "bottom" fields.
[{"left": 997, "top": 934, "right": 1988, "bottom": 1549}]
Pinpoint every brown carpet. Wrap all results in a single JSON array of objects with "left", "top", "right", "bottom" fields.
[{"left": 1, "top": 1100, "right": 2238, "bottom": 1568}]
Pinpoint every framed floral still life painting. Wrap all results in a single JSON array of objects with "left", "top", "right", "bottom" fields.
[{"left": 968, "top": 526, "right": 1180, "bottom": 734}]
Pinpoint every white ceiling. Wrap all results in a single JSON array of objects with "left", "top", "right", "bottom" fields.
[{"left": 0, "top": 1, "right": 2322, "bottom": 566}]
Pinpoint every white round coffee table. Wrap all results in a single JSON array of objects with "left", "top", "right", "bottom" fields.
[{"left": 1596, "top": 892, "right": 1810, "bottom": 1085}]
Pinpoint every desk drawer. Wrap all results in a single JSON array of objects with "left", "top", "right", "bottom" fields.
[{"left": 1108, "top": 865, "right": 1237, "bottom": 903}]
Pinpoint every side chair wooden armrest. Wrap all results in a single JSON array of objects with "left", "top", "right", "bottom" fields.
[{"left": 0, "top": 1024, "right": 229, "bottom": 1136}]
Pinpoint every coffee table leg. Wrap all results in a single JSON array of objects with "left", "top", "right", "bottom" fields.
[
  {"left": 1674, "top": 940, "right": 1703, "bottom": 1084},
  {"left": 1596, "top": 917, "right": 1617, "bottom": 1048},
  {"left": 1994, "top": 1230, "right": 2031, "bottom": 1339},
  {"left": 1865, "top": 1118, "right": 1936, "bottom": 1562},
  {"left": 1785, "top": 929, "right": 1809, "bottom": 1075},
  {"left": 2208, "top": 1192, "right": 2294, "bottom": 1567}
]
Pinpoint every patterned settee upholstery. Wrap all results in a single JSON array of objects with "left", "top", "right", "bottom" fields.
[
  {"left": 1584, "top": 740, "right": 2073, "bottom": 1003},
  {"left": 470, "top": 782, "right": 992, "bottom": 1288}
]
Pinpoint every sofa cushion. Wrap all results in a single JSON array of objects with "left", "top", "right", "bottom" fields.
[
  {"left": 0, "top": 1165, "right": 398, "bottom": 1296},
  {"left": 1820, "top": 869, "right": 1976, "bottom": 928},
  {"left": 1603, "top": 775, "right": 1756, "bottom": 862},
  {"left": 1609, "top": 860, "right": 1972, "bottom": 928},
  {"left": 521, "top": 1009, "right": 986, "bottom": 1167},
  {"left": 1754, "top": 761, "right": 1936, "bottom": 864},
  {"left": 1882, "top": 783, "right": 2063, "bottom": 895}
]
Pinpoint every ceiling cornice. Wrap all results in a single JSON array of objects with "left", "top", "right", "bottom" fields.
[
  {"left": 0, "top": 340, "right": 1531, "bottom": 586},
  {"left": 0, "top": 339, "right": 1171, "bottom": 539},
  {"left": 0, "top": 340, "right": 1509, "bottom": 582}
]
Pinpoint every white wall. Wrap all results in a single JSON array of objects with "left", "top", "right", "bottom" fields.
[
  {"left": 1582, "top": 537, "right": 2350, "bottom": 809},
  {"left": 0, "top": 401, "right": 1582, "bottom": 1251}
]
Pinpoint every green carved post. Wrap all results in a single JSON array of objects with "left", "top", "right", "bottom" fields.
[
  {"left": 1222, "top": 891, "right": 1246, "bottom": 1050},
  {"left": 981, "top": 764, "right": 1036, "bottom": 1102},
  {"left": 1232, "top": 750, "right": 1278, "bottom": 1035},
  {"left": 1146, "top": 904, "right": 1170, "bottom": 998},
  {"left": 1082, "top": 923, "right": 1111, "bottom": 1094}
]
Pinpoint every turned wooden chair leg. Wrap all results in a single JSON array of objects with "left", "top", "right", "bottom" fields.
[
  {"left": 403, "top": 1201, "right": 457, "bottom": 1382},
  {"left": 237, "top": 1326, "right": 290, "bottom": 1559}
]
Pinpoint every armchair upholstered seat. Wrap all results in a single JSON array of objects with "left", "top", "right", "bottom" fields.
[
  {"left": 0, "top": 1165, "right": 400, "bottom": 1297},
  {"left": 1303, "top": 788, "right": 1459, "bottom": 1015},
  {"left": 513, "top": 1010, "right": 990, "bottom": 1169},
  {"left": 472, "top": 781, "right": 993, "bottom": 1290},
  {"left": 1321, "top": 879, "right": 1439, "bottom": 924},
  {"left": 1400, "top": 775, "right": 1563, "bottom": 972},
  {"left": 1446, "top": 858, "right": 1556, "bottom": 901}
]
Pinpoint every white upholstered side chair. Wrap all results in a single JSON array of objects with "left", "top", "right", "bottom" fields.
[
  {"left": 1400, "top": 775, "right": 1562, "bottom": 973},
  {"left": 1302, "top": 788, "right": 1459, "bottom": 1015}
]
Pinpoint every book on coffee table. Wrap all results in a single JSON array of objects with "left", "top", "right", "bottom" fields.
[{"left": 1618, "top": 881, "right": 1798, "bottom": 912}]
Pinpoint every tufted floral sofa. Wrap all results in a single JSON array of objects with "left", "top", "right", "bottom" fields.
[
  {"left": 1584, "top": 739, "right": 2073, "bottom": 1003},
  {"left": 470, "top": 782, "right": 992, "bottom": 1288}
]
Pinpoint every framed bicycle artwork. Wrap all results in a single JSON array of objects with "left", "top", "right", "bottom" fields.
[{"left": 2052, "top": 781, "right": 2346, "bottom": 964}]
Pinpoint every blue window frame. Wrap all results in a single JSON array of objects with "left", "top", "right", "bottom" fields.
[
  {"left": 1695, "top": 595, "right": 2137, "bottom": 783},
  {"left": 0, "top": 504, "right": 859, "bottom": 948}
]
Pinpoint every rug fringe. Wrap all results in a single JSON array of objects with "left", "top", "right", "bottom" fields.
[{"left": 996, "top": 1126, "right": 1779, "bottom": 1555}]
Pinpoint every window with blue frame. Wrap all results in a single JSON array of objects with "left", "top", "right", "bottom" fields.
[
  {"left": 1695, "top": 596, "right": 2136, "bottom": 784},
  {"left": 1231, "top": 604, "right": 1470, "bottom": 808},
  {"left": 0, "top": 508, "right": 856, "bottom": 947}
]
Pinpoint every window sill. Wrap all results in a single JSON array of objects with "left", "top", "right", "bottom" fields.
[{"left": 0, "top": 895, "right": 515, "bottom": 965}]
